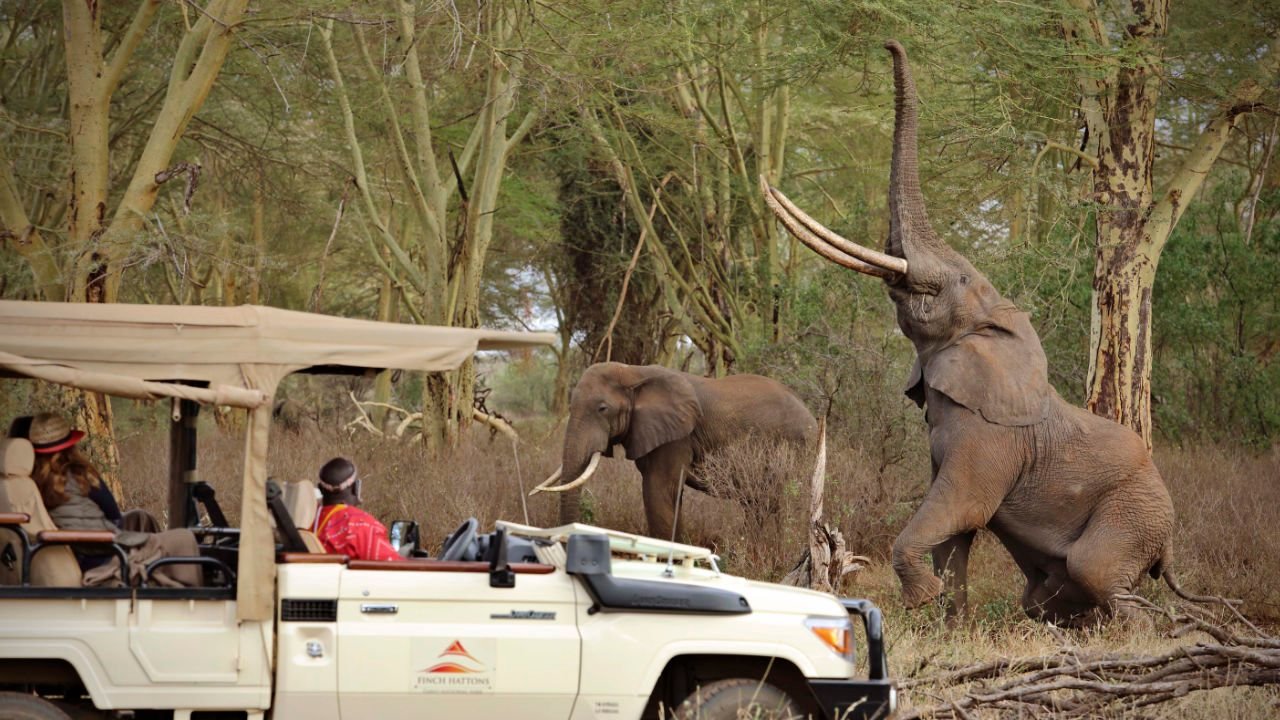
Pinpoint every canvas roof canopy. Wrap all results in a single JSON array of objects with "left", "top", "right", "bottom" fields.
[
  {"left": 0, "top": 301, "right": 554, "bottom": 391},
  {"left": 0, "top": 301, "right": 555, "bottom": 621}
]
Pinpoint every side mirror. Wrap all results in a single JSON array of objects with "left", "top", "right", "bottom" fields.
[{"left": 388, "top": 520, "right": 420, "bottom": 558}]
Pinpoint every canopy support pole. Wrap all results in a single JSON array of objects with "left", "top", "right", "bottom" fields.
[{"left": 167, "top": 399, "right": 200, "bottom": 529}]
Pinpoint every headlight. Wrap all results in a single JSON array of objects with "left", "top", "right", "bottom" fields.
[{"left": 805, "top": 616, "right": 854, "bottom": 662}]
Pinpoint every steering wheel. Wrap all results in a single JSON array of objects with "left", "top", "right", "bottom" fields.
[{"left": 438, "top": 518, "right": 479, "bottom": 561}]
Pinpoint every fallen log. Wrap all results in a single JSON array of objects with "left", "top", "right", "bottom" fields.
[{"left": 898, "top": 596, "right": 1280, "bottom": 719}]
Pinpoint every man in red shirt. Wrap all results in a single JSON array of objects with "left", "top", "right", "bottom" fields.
[{"left": 312, "top": 457, "right": 401, "bottom": 562}]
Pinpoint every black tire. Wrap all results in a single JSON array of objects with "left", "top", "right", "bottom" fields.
[
  {"left": 0, "top": 693, "right": 72, "bottom": 720},
  {"left": 672, "top": 678, "right": 804, "bottom": 720}
]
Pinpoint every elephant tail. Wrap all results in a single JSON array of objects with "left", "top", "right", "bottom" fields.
[{"left": 1159, "top": 566, "right": 1243, "bottom": 607}]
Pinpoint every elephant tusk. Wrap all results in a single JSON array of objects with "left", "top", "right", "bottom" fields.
[
  {"left": 767, "top": 181, "right": 908, "bottom": 275},
  {"left": 528, "top": 466, "right": 563, "bottom": 495},
  {"left": 529, "top": 452, "right": 602, "bottom": 496},
  {"left": 759, "top": 176, "right": 908, "bottom": 278}
]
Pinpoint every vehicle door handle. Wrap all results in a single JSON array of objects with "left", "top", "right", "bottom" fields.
[{"left": 360, "top": 603, "right": 399, "bottom": 615}]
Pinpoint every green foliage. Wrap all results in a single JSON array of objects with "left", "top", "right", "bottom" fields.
[
  {"left": 0, "top": 0, "right": 1275, "bottom": 448},
  {"left": 1152, "top": 174, "right": 1280, "bottom": 446}
]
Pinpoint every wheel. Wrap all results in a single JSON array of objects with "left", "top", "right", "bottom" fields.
[
  {"left": 672, "top": 678, "right": 803, "bottom": 720},
  {"left": 0, "top": 692, "right": 72, "bottom": 720}
]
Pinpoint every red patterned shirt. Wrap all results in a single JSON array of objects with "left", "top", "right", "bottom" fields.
[{"left": 313, "top": 504, "right": 401, "bottom": 562}]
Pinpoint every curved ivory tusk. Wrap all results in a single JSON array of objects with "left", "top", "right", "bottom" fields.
[
  {"left": 528, "top": 466, "right": 563, "bottom": 494},
  {"left": 759, "top": 176, "right": 908, "bottom": 279},
  {"left": 529, "top": 452, "right": 601, "bottom": 496},
  {"left": 768, "top": 183, "right": 908, "bottom": 276}
]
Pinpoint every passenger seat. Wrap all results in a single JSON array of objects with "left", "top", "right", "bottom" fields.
[
  {"left": 280, "top": 480, "right": 325, "bottom": 554},
  {"left": 0, "top": 439, "right": 82, "bottom": 587}
]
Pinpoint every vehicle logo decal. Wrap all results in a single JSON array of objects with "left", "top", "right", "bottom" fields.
[
  {"left": 421, "top": 640, "right": 485, "bottom": 674},
  {"left": 413, "top": 638, "right": 496, "bottom": 693}
]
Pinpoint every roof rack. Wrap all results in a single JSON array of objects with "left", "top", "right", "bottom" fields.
[{"left": 496, "top": 521, "right": 719, "bottom": 570}]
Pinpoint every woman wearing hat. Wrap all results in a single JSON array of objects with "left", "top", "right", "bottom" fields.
[{"left": 27, "top": 412, "right": 202, "bottom": 587}]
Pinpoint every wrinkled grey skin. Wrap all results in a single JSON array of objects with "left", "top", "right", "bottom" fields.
[
  {"left": 774, "top": 41, "right": 1179, "bottom": 627},
  {"left": 556, "top": 362, "right": 817, "bottom": 541}
]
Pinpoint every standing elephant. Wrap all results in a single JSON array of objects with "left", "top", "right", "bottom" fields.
[
  {"left": 762, "top": 41, "right": 1200, "bottom": 626},
  {"left": 532, "top": 362, "right": 817, "bottom": 541}
]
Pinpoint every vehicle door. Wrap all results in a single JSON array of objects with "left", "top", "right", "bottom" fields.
[{"left": 336, "top": 559, "right": 581, "bottom": 718}]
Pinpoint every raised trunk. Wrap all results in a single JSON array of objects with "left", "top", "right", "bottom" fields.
[{"left": 883, "top": 41, "right": 940, "bottom": 258}]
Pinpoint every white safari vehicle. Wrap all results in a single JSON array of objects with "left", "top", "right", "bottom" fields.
[{"left": 0, "top": 301, "right": 894, "bottom": 720}]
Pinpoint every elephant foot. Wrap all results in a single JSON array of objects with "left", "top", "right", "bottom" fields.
[{"left": 901, "top": 574, "right": 944, "bottom": 609}]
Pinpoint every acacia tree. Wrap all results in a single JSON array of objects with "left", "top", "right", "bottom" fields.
[
  {"left": 320, "top": 1, "right": 537, "bottom": 451},
  {"left": 1064, "top": 0, "right": 1280, "bottom": 447},
  {"left": 575, "top": 0, "right": 796, "bottom": 376},
  {"left": 0, "top": 1, "right": 249, "bottom": 495}
]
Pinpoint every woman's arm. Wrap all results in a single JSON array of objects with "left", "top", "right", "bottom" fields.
[{"left": 87, "top": 482, "right": 124, "bottom": 526}]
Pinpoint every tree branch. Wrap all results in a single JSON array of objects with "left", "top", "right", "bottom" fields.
[
  {"left": 102, "top": 0, "right": 162, "bottom": 100},
  {"left": 1147, "top": 35, "right": 1280, "bottom": 255}
]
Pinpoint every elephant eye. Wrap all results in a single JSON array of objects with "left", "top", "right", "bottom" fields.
[
  {"left": 959, "top": 274, "right": 970, "bottom": 285},
  {"left": 597, "top": 402, "right": 609, "bottom": 414}
]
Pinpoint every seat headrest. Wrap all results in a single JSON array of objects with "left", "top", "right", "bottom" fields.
[
  {"left": 1, "top": 438, "right": 35, "bottom": 479},
  {"left": 281, "top": 479, "right": 320, "bottom": 529}
]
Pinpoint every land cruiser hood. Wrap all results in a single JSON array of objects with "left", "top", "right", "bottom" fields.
[{"left": 612, "top": 561, "right": 849, "bottom": 617}]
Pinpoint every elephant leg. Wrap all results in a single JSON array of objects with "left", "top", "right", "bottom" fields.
[
  {"left": 893, "top": 446, "right": 1010, "bottom": 611},
  {"left": 1061, "top": 511, "right": 1155, "bottom": 622},
  {"left": 636, "top": 441, "right": 694, "bottom": 541},
  {"left": 1021, "top": 562, "right": 1100, "bottom": 626},
  {"left": 931, "top": 530, "right": 976, "bottom": 622}
]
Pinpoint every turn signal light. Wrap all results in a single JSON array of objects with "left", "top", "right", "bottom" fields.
[{"left": 805, "top": 617, "right": 854, "bottom": 662}]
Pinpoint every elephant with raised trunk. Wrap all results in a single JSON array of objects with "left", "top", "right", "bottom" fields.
[
  {"left": 762, "top": 41, "right": 1207, "bottom": 626},
  {"left": 532, "top": 362, "right": 817, "bottom": 541}
]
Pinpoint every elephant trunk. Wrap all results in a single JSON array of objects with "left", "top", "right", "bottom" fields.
[
  {"left": 884, "top": 40, "right": 944, "bottom": 261},
  {"left": 551, "top": 419, "right": 609, "bottom": 524}
]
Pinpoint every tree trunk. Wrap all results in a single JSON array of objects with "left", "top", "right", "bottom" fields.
[
  {"left": 62, "top": 0, "right": 112, "bottom": 303},
  {"left": 1086, "top": 232, "right": 1158, "bottom": 445},
  {"left": 247, "top": 177, "right": 265, "bottom": 305},
  {"left": 58, "top": 386, "right": 124, "bottom": 502},
  {"left": 1066, "top": 0, "right": 1279, "bottom": 448}
]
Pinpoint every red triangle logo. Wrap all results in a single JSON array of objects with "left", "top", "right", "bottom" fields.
[{"left": 438, "top": 640, "right": 481, "bottom": 664}]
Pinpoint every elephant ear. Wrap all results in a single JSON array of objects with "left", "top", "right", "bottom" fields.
[
  {"left": 922, "top": 308, "right": 1051, "bottom": 426},
  {"left": 903, "top": 359, "right": 926, "bottom": 409},
  {"left": 624, "top": 368, "right": 702, "bottom": 459}
]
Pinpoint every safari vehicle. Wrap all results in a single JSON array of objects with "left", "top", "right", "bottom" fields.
[{"left": 0, "top": 301, "right": 894, "bottom": 720}]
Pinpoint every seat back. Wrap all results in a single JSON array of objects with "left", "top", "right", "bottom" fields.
[
  {"left": 0, "top": 439, "right": 82, "bottom": 587},
  {"left": 281, "top": 479, "right": 324, "bottom": 553}
]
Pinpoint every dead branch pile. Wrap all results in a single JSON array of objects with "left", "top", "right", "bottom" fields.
[
  {"left": 899, "top": 596, "right": 1280, "bottom": 719},
  {"left": 343, "top": 391, "right": 517, "bottom": 442},
  {"left": 782, "top": 419, "right": 870, "bottom": 592}
]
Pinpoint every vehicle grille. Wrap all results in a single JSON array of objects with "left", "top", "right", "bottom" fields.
[{"left": 280, "top": 598, "right": 337, "bottom": 622}]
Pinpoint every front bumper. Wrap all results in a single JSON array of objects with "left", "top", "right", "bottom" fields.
[
  {"left": 806, "top": 598, "right": 895, "bottom": 719},
  {"left": 809, "top": 678, "right": 896, "bottom": 720}
]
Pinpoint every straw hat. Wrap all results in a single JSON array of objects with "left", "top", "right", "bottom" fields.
[{"left": 27, "top": 413, "right": 86, "bottom": 455}]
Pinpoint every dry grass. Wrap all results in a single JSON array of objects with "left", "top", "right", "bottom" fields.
[{"left": 109, "top": 415, "right": 1280, "bottom": 719}]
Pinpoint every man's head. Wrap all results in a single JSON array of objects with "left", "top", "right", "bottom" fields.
[{"left": 318, "top": 457, "right": 361, "bottom": 506}]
